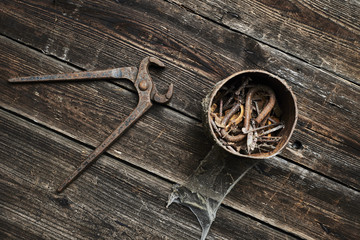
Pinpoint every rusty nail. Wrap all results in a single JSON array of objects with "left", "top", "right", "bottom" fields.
[
  {"left": 242, "top": 122, "right": 281, "bottom": 134},
  {"left": 219, "top": 99, "right": 224, "bottom": 118},
  {"left": 211, "top": 118, "right": 222, "bottom": 137},
  {"left": 225, "top": 104, "right": 244, "bottom": 131},
  {"left": 235, "top": 77, "right": 250, "bottom": 95},
  {"left": 243, "top": 85, "right": 276, "bottom": 132},
  {"left": 220, "top": 129, "right": 246, "bottom": 143},
  {"left": 259, "top": 124, "right": 284, "bottom": 137},
  {"left": 221, "top": 101, "right": 241, "bottom": 126}
]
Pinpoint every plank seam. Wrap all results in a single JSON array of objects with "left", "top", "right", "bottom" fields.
[
  {"left": 221, "top": 204, "right": 305, "bottom": 240},
  {"left": 280, "top": 154, "right": 359, "bottom": 193},
  {"left": 162, "top": 0, "right": 360, "bottom": 87}
]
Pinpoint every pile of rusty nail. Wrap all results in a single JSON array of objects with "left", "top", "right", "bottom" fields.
[{"left": 210, "top": 77, "right": 284, "bottom": 155}]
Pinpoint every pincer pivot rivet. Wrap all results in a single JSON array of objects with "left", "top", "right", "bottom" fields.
[{"left": 139, "top": 80, "right": 149, "bottom": 91}]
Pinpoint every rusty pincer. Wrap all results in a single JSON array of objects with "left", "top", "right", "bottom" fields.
[{"left": 9, "top": 56, "right": 173, "bottom": 192}]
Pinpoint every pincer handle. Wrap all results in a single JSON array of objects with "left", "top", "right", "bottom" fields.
[
  {"left": 8, "top": 67, "right": 138, "bottom": 83},
  {"left": 57, "top": 100, "right": 152, "bottom": 193}
]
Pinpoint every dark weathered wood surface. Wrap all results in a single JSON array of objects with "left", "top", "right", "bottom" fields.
[
  {"left": 1, "top": 0, "right": 359, "bottom": 239},
  {"left": 1, "top": 109, "right": 296, "bottom": 240},
  {"left": 166, "top": 0, "right": 360, "bottom": 83}
]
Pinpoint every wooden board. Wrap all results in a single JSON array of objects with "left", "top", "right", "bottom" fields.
[
  {"left": 1, "top": 0, "right": 359, "bottom": 239},
  {"left": 166, "top": 0, "right": 360, "bottom": 83},
  {"left": 1, "top": 109, "right": 295, "bottom": 240}
]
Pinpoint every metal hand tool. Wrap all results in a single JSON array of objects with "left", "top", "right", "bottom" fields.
[{"left": 9, "top": 57, "right": 174, "bottom": 192}]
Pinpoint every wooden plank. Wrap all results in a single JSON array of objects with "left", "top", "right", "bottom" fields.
[
  {"left": 227, "top": 156, "right": 360, "bottom": 240},
  {"left": 165, "top": 0, "right": 360, "bottom": 83},
  {"left": 284, "top": 128, "right": 360, "bottom": 190},
  {"left": 0, "top": 0, "right": 359, "bottom": 189},
  {"left": 0, "top": 110, "right": 295, "bottom": 240},
  {"left": 1, "top": 36, "right": 360, "bottom": 239}
]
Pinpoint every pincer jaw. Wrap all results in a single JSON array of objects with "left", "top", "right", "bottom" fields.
[
  {"left": 138, "top": 56, "right": 174, "bottom": 103},
  {"left": 148, "top": 56, "right": 165, "bottom": 68},
  {"left": 139, "top": 56, "right": 165, "bottom": 72},
  {"left": 152, "top": 83, "right": 174, "bottom": 103}
]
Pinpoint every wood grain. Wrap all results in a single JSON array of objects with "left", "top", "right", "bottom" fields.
[
  {"left": 1, "top": 35, "right": 360, "bottom": 239},
  {"left": 1, "top": 0, "right": 359, "bottom": 189},
  {"left": 1, "top": 109, "right": 295, "bottom": 240},
  {"left": 1, "top": 0, "right": 360, "bottom": 239},
  {"left": 166, "top": 0, "right": 360, "bottom": 83}
]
